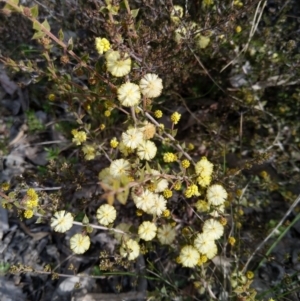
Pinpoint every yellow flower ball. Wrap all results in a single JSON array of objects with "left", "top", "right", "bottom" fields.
[
  {"left": 110, "top": 138, "right": 119, "bottom": 148},
  {"left": 163, "top": 189, "right": 173, "bottom": 199},
  {"left": 181, "top": 159, "right": 190, "bottom": 169},
  {"left": 163, "top": 152, "right": 177, "bottom": 163},
  {"left": 236, "top": 26, "right": 242, "bottom": 33},
  {"left": 104, "top": 110, "right": 111, "bottom": 117},
  {"left": 24, "top": 210, "right": 33, "bottom": 219},
  {"left": 95, "top": 37, "right": 110, "bottom": 54},
  {"left": 154, "top": 110, "right": 163, "bottom": 118},
  {"left": 171, "top": 112, "right": 181, "bottom": 124}
]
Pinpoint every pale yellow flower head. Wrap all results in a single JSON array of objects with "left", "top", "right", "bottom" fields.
[
  {"left": 51, "top": 210, "right": 74, "bottom": 233},
  {"left": 139, "top": 73, "right": 163, "bottom": 98},
  {"left": 70, "top": 233, "right": 90, "bottom": 254},
  {"left": 195, "top": 157, "right": 214, "bottom": 176},
  {"left": 179, "top": 245, "right": 200, "bottom": 268},
  {"left": 137, "top": 140, "right": 157, "bottom": 161},
  {"left": 106, "top": 51, "right": 131, "bottom": 77},
  {"left": 197, "top": 174, "right": 212, "bottom": 187},
  {"left": 109, "top": 159, "right": 131, "bottom": 178},
  {"left": 206, "top": 184, "right": 227, "bottom": 206},
  {"left": 82, "top": 145, "right": 96, "bottom": 160},
  {"left": 195, "top": 200, "right": 210, "bottom": 212},
  {"left": 72, "top": 129, "right": 87, "bottom": 145},
  {"left": 97, "top": 204, "right": 117, "bottom": 226},
  {"left": 146, "top": 194, "right": 167, "bottom": 216},
  {"left": 105, "top": 50, "right": 120, "bottom": 62},
  {"left": 203, "top": 242, "right": 218, "bottom": 259},
  {"left": 194, "top": 232, "right": 217, "bottom": 256},
  {"left": 117, "top": 82, "right": 141, "bottom": 107},
  {"left": 202, "top": 219, "right": 224, "bottom": 240},
  {"left": 147, "top": 169, "right": 168, "bottom": 193},
  {"left": 122, "top": 128, "right": 144, "bottom": 149},
  {"left": 138, "top": 221, "right": 157, "bottom": 241},
  {"left": 141, "top": 122, "right": 156, "bottom": 140},
  {"left": 120, "top": 239, "right": 140, "bottom": 260},
  {"left": 132, "top": 189, "right": 155, "bottom": 212},
  {"left": 157, "top": 224, "right": 176, "bottom": 245}
]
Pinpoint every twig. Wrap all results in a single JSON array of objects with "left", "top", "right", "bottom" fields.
[
  {"left": 221, "top": 0, "right": 267, "bottom": 73},
  {"left": 188, "top": 45, "right": 225, "bottom": 93},
  {"left": 140, "top": 108, "right": 194, "bottom": 163},
  {"left": 242, "top": 193, "right": 300, "bottom": 273}
]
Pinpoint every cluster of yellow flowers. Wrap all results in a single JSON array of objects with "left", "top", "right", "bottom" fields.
[
  {"left": 95, "top": 37, "right": 111, "bottom": 55},
  {"left": 24, "top": 188, "right": 39, "bottom": 219},
  {"left": 195, "top": 156, "right": 213, "bottom": 187},
  {"left": 175, "top": 156, "right": 228, "bottom": 267},
  {"left": 178, "top": 214, "right": 226, "bottom": 268},
  {"left": 82, "top": 145, "right": 96, "bottom": 160},
  {"left": 184, "top": 184, "right": 200, "bottom": 198},
  {"left": 51, "top": 35, "right": 229, "bottom": 265},
  {"left": 163, "top": 152, "right": 178, "bottom": 163},
  {"left": 71, "top": 129, "right": 87, "bottom": 145}
]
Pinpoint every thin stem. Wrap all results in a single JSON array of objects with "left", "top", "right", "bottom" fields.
[
  {"left": 3, "top": 0, "right": 116, "bottom": 91},
  {"left": 242, "top": 193, "right": 300, "bottom": 273},
  {"left": 139, "top": 108, "right": 194, "bottom": 163}
]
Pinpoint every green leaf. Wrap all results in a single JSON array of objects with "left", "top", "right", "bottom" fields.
[
  {"left": 38, "top": 208, "right": 46, "bottom": 215},
  {"left": 80, "top": 53, "right": 89, "bottom": 63},
  {"left": 33, "top": 21, "right": 41, "bottom": 31},
  {"left": 30, "top": 5, "right": 38, "bottom": 18},
  {"left": 42, "top": 19, "right": 51, "bottom": 31},
  {"left": 171, "top": 129, "right": 178, "bottom": 137},
  {"left": 82, "top": 214, "right": 89, "bottom": 225},
  {"left": 145, "top": 162, "right": 152, "bottom": 174},
  {"left": 3, "top": 0, "right": 20, "bottom": 13},
  {"left": 106, "top": 4, "right": 119, "bottom": 15},
  {"left": 58, "top": 29, "right": 64, "bottom": 41},
  {"left": 116, "top": 188, "right": 129, "bottom": 205},
  {"left": 86, "top": 225, "right": 93, "bottom": 233},
  {"left": 35, "top": 217, "right": 44, "bottom": 224},
  {"left": 161, "top": 286, "right": 167, "bottom": 295},
  {"left": 107, "top": 194, "right": 114, "bottom": 205},
  {"left": 67, "top": 37, "right": 73, "bottom": 50},
  {"left": 113, "top": 178, "right": 120, "bottom": 190},
  {"left": 131, "top": 9, "right": 139, "bottom": 18},
  {"left": 32, "top": 31, "right": 45, "bottom": 40}
]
